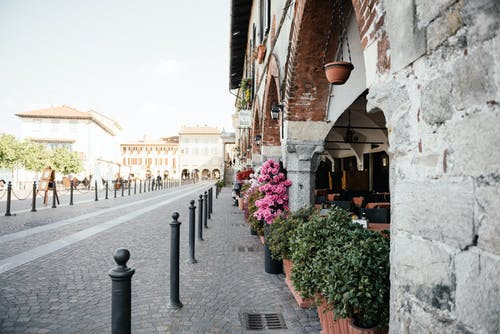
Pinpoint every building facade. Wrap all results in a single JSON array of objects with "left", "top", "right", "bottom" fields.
[
  {"left": 16, "top": 105, "right": 122, "bottom": 179},
  {"left": 178, "top": 126, "right": 224, "bottom": 180},
  {"left": 119, "top": 136, "right": 179, "bottom": 179},
  {"left": 230, "top": 0, "right": 499, "bottom": 333}
]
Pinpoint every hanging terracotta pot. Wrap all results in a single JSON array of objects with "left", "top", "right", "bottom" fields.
[
  {"left": 324, "top": 61, "right": 354, "bottom": 85},
  {"left": 257, "top": 44, "right": 267, "bottom": 64}
]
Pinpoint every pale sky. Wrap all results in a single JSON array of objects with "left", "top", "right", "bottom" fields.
[{"left": 0, "top": 0, "right": 236, "bottom": 140}]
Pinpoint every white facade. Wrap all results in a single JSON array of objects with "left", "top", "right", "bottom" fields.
[
  {"left": 16, "top": 106, "right": 122, "bottom": 180},
  {"left": 178, "top": 126, "right": 224, "bottom": 179}
]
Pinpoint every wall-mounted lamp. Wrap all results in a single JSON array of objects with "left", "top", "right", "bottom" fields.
[
  {"left": 247, "top": 145, "right": 251, "bottom": 152},
  {"left": 271, "top": 103, "right": 283, "bottom": 120},
  {"left": 382, "top": 157, "right": 388, "bottom": 167},
  {"left": 255, "top": 134, "right": 262, "bottom": 146}
]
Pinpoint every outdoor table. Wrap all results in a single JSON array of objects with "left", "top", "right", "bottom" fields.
[{"left": 365, "top": 202, "right": 390, "bottom": 209}]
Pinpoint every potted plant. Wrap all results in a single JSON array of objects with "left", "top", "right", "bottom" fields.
[
  {"left": 267, "top": 207, "right": 317, "bottom": 307},
  {"left": 323, "top": 0, "right": 354, "bottom": 85},
  {"left": 290, "top": 207, "right": 363, "bottom": 333},
  {"left": 323, "top": 228, "right": 390, "bottom": 334},
  {"left": 244, "top": 185, "right": 264, "bottom": 236},
  {"left": 238, "top": 78, "right": 252, "bottom": 109},
  {"left": 254, "top": 159, "right": 292, "bottom": 274}
]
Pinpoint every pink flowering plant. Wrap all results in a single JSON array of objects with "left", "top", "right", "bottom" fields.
[{"left": 254, "top": 160, "right": 292, "bottom": 224}]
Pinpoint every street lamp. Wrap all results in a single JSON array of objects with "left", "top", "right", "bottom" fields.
[
  {"left": 255, "top": 134, "right": 262, "bottom": 146},
  {"left": 271, "top": 103, "right": 283, "bottom": 120}
]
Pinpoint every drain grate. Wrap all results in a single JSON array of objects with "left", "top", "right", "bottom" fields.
[
  {"left": 231, "top": 223, "right": 247, "bottom": 227},
  {"left": 241, "top": 312, "right": 287, "bottom": 330},
  {"left": 232, "top": 246, "right": 256, "bottom": 252}
]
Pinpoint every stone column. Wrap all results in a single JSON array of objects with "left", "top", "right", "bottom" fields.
[{"left": 285, "top": 141, "right": 324, "bottom": 211}]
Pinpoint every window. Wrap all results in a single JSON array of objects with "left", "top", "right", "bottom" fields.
[{"left": 259, "top": 0, "right": 270, "bottom": 42}]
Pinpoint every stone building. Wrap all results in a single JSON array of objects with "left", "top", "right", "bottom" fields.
[
  {"left": 119, "top": 136, "right": 179, "bottom": 179},
  {"left": 16, "top": 105, "right": 122, "bottom": 179},
  {"left": 229, "top": 0, "right": 499, "bottom": 332},
  {"left": 178, "top": 126, "right": 224, "bottom": 180}
]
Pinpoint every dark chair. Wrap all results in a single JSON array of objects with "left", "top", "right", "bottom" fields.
[
  {"left": 360, "top": 208, "right": 390, "bottom": 223},
  {"left": 315, "top": 195, "right": 326, "bottom": 204},
  {"left": 331, "top": 201, "right": 352, "bottom": 211}
]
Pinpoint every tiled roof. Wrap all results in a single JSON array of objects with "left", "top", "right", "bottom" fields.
[
  {"left": 16, "top": 105, "right": 121, "bottom": 136},
  {"left": 179, "top": 126, "right": 221, "bottom": 135}
]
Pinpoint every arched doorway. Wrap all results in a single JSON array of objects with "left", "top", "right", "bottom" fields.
[
  {"left": 192, "top": 169, "right": 200, "bottom": 180},
  {"left": 181, "top": 169, "right": 189, "bottom": 180},
  {"left": 321, "top": 92, "right": 390, "bottom": 229},
  {"left": 201, "top": 169, "right": 210, "bottom": 180},
  {"left": 212, "top": 169, "right": 220, "bottom": 179}
]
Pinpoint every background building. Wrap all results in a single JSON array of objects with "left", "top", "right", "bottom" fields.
[
  {"left": 178, "top": 126, "right": 224, "bottom": 180},
  {"left": 120, "top": 136, "right": 179, "bottom": 179},
  {"left": 15, "top": 105, "right": 122, "bottom": 180}
]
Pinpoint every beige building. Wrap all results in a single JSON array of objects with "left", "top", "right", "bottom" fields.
[
  {"left": 16, "top": 105, "right": 122, "bottom": 180},
  {"left": 120, "top": 136, "right": 179, "bottom": 179},
  {"left": 178, "top": 126, "right": 224, "bottom": 180}
]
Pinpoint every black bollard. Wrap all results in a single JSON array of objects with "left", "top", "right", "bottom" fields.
[
  {"left": 148, "top": 180, "right": 150, "bottom": 192},
  {"left": 197, "top": 195, "right": 203, "bottom": 240},
  {"left": 208, "top": 188, "right": 213, "bottom": 218},
  {"left": 216, "top": 186, "right": 219, "bottom": 199},
  {"left": 95, "top": 180, "right": 98, "bottom": 201},
  {"left": 70, "top": 181, "right": 74, "bottom": 205},
  {"left": 168, "top": 212, "right": 183, "bottom": 309},
  {"left": 5, "top": 181, "right": 12, "bottom": 216},
  {"left": 114, "top": 182, "right": 117, "bottom": 198},
  {"left": 203, "top": 191, "right": 208, "bottom": 228},
  {"left": 52, "top": 182, "right": 57, "bottom": 208},
  {"left": 152, "top": 179, "right": 155, "bottom": 191},
  {"left": 134, "top": 180, "right": 137, "bottom": 194},
  {"left": 188, "top": 200, "right": 197, "bottom": 264},
  {"left": 105, "top": 181, "right": 109, "bottom": 200},
  {"left": 128, "top": 181, "right": 131, "bottom": 196},
  {"left": 108, "top": 248, "right": 135, "bottom": 334},
  {"left": 121, "top": 183, "right": 124, "bottom": 197},
  {"left": 31, "top": 181, "right": 37, "bottom": 212},
  {"left": 139, "top": 180, "right": 142, "bottom": 193}
]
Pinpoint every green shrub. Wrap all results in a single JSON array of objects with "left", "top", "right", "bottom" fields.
[
  {"left": 267, "top": 206, "right": 316, "bottom": 261},
  {"left": 323, "top": 228, "right": 390, "bottom": 328},
  {"left": 215, "top": 179, "right": 224, "bottom": 188},
  {"left": 244, "top": 187, "right": 264, "bottom": 235},
  {"left": 290, "top": 207, "right": 357, "bottom": 300}
]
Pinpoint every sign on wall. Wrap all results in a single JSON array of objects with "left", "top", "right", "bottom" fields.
[{"left": 238, "top": 109, "right": 252, "bottom": 129}]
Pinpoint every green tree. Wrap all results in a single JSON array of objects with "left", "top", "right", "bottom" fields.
[
  {"left": 49, "top": 147, "right": 83, "bottom": 175},
  {"left": 22, "top": 141, "right": 50, "bottom": 172},
  {"left": 0, "top": 134, "right": 24, "bottom": 177}
]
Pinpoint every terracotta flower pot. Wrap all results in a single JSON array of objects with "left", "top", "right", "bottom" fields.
[
  {"left": 283, "top": 259, "right": 313, "bottom": 308},
  {"left": 259, "top": 235, "right": 265, "bottom": 244},
  {"left": 257, "top": 44, "right": 267, "bottom": 64},
  {"left": 238, "top": 197, "right": 244, "bottom": 210},
  {"left": 348, "top": 320, "right": 386, "bottom": 334},
  {"left": 324, "top": 61, "right": 354, "bottom": 85},
  {"left": 317, "top": 297, "right": 350, "bottom": 334}
]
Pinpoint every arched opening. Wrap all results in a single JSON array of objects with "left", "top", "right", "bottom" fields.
[
  {"left": 201, "top": 169, "right": 210, "bottom": 180},
  {"left": 318, "top": 92, "right": 390, "bottom": 230},
  {"left": 192, "top": 169, "right": 200, "bottom": 180},
  {"left": 212, "top": 169, "right": 220, "bottom": 179},
  {"left": 181, "top": 169, "right": 189, "bottom": 179}
]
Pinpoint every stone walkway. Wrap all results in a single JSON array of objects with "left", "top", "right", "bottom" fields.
[{"left": 0, "top": 184, "right": 320, "bottom": 333}]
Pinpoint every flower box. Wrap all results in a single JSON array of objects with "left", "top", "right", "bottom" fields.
[
  {"left": 283, "top": 259, "right": 313, "bottom": 308},
  {"left": 317, "top": 297, "right": 350, "bottom": 334}
]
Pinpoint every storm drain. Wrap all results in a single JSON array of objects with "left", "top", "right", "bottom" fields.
[
  {"left": 241, "top": 313, "right": 287, "bottom": 330},
  {"left": 232, "top": 246, "right": 256, "bottom": 252},
  {"left": 231, "top": 223, "right": 247, "bottom": 227}
]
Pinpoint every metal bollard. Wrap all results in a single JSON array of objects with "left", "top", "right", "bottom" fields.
[
  {"left": 134, "top": 180, "right": 137, "bottom": 194},
  {"left": 114, "top": 182, "right": 117, "bottom": 198},
  {"left": 5, "top": 181, "right": 12, "bottom": 216},
  {"left": 121, "top": 183, "right": 124, "bottom": 197},
  {"left": 188, "top": 200, "right": 197, "bottom": 263},
  {"left": 208, "top": 188, "right": 212, "bottom": 218},
  {"left": 203, "top": 191, "right": 208, "bottom": 228},
  {"left": 52, "top": 182, "right": 57, "bottom": 208},
  {"left": 108, "top": 248, "right": 135, "bottom": 334},
  {"left": 95, "top": 180, "right": 99, "bottom": 201},
  {"left": 31, "top": 181, "right": 37, "bottom": 212},
  {"left": 70, "top": 181, "right": 74, "bottom": 205},
  {"left": 139, "top": 180, "right": 142, "bottom": 193},
  {"left": 198, "top": 195, "right": 203, "bottom": 240},
  {"left": 128, "top": 182, "right": 131, "bottom": 196},
  {"left": 105, "top": 181, "right": 109, "bottom": 200},
  {"left": 148, "top": 180, "right": 150, "bottom": 192},
  {"left": 152, "top": 179, "right": 156, "bottom": 191},
  {"left": 168, "top": 212, "right": 183, "bottom": 309}
]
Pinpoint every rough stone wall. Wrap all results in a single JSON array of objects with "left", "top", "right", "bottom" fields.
[{"left": 367, "top": 0, "right": 500, "bottom": 332}]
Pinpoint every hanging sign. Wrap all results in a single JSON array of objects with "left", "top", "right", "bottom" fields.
[{"left": 238, "top": 109, "right": 252, "bottom": 129}]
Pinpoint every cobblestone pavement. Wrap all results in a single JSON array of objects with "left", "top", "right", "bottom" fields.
[{"left": 0, "top": 184, "right": 320, "bottom": 333}]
